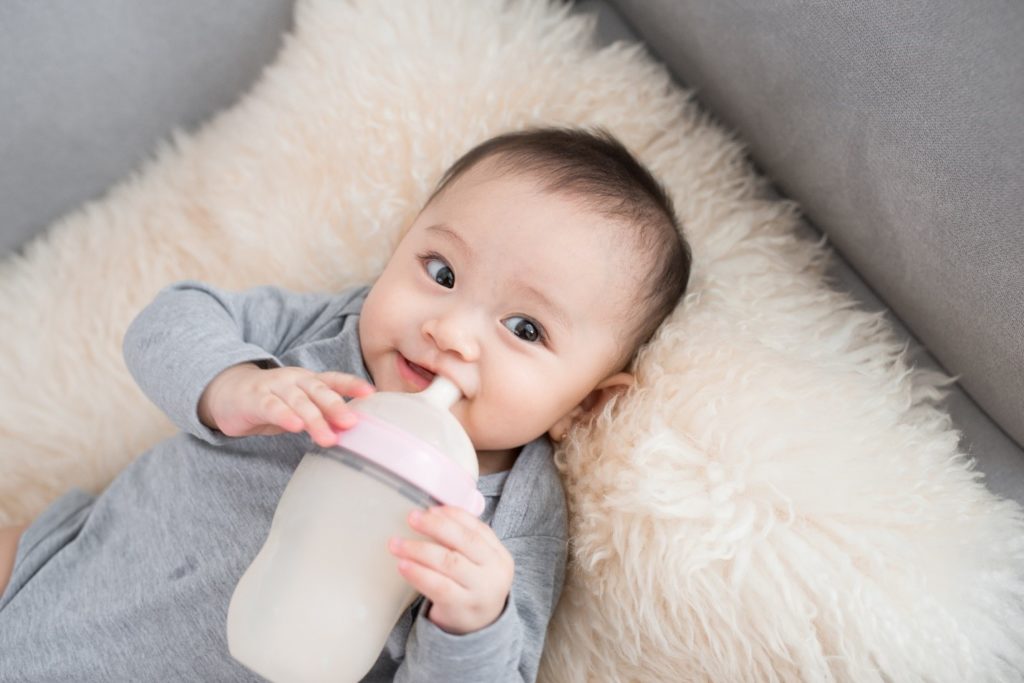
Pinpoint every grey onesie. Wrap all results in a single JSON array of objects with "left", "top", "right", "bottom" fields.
[{"left": 0, "top": 281, "right": 568, "bottom": 682}]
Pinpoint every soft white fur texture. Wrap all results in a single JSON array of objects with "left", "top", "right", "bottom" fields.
[{"left": 2, "top": 0, "right": 1022, "bottom": 680}]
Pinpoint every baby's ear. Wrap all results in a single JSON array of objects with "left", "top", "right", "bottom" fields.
[{"left": 548, "top": 372, "right": 634, "bottom": 442}]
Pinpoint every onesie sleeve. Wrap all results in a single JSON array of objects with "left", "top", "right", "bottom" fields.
[{"left": 122, "top": 279, "right": 353, "bottom": 444}]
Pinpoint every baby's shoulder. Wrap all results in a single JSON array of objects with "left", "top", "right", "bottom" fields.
[{"left": 495, "top": 439, "right": 568, "bottom": 541}]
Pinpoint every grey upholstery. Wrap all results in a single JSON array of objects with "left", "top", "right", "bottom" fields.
[
  {"left": 602, "top": 0, "right": 1024, "bottom": 451},
  {"left": 583, "top": 0, "right": 1024, "bottom": 506},
  {"left": 0, "top": 0, "right": 294, "bottom": 256}
]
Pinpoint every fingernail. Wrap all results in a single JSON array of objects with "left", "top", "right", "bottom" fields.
[
  {"left": 409, "top": 510, "right": 423, "bottom": 525},
  {"left": 388, "top": 537, "right": 402, "bottom": 552}
]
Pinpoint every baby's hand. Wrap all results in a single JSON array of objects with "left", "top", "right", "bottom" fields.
[
  {"left": 388, "top": 506, "right": 514, "bottom": 635},
  {"left": 198, "top": 363, "right": 375, "bottom": 447}
]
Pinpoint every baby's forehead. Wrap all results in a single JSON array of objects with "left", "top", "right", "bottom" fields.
[
  {"left": 495, "top": 167, "right": 649, "bottom": 280},
  {"left": 457, "top": 158, "right": 637, "bottom": 228}
]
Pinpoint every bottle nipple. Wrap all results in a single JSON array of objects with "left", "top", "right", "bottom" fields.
[{"left": 418, "top": 376, "right": 461, "bottom": 410}]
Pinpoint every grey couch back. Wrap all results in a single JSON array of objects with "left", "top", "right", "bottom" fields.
[
  {"left": 610, "top": 0, "right": 1024, "bottom": 449},
  {"left": 0, "top": 0, "right": 293, "bottom": 256}
]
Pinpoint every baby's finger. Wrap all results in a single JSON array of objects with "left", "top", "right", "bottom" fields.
[
  {"left": 387, "top": 537, "right": 474, "bottom": 589},
  {"left": 260, "top": 394, "right": 304, "bottom": 433},
  {"left": 275, "top": 387, "right": 337, "bottom": 447},
  {"left": 407, "top": 508, "right": 490, "bottom": 566},
  {"left": 393, "top": 555, "right": 466, "bottom": 608},
  {"left": 435, "top": 506, "right": 507, "bottom": 556},
  {"left": 299, "top": 378, "right": 357, "bottom": 430},
  {"left": 318, "top": 372, "right": 375, "bottom": 399}
]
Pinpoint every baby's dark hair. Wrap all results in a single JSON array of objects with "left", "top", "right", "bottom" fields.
[{"left": 428, "top": 127, "right": 692, "bottom": 367}]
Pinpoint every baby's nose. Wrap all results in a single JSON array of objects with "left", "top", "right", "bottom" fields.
[{"left": 422, "top": 312, "right": 480, "bottom": 362}]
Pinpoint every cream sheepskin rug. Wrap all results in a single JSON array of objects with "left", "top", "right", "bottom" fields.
[{"left": 2, "top": 1, "right": 1022, "bottom": 680}]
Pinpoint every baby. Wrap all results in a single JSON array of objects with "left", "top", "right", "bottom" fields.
[{"left": 0, "top": 127, "right": 691, "bottom": 681}]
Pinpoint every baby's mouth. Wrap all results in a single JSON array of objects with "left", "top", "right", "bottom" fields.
[{"left": 406, "top": 359, "right": 436, "bottom": 382}]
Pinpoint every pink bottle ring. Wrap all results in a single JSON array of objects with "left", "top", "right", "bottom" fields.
[{"left": 334, "top": 410, "right": 485, "bottom": 516}]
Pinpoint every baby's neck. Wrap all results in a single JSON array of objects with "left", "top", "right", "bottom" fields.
[{"left": 476, "top": 447, "right": 520, "bottom": 475}]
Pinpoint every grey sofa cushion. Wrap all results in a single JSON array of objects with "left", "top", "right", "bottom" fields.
[
  {"left": 607, "top": 0, "right": 1024, "bottom": 448},
  {"left": 0, "top": 0, "right": 294, "bottom": 257}
]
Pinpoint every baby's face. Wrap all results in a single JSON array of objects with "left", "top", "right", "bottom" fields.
[{"left": 359, "top": 159, "right": 636, "bottom": 452}]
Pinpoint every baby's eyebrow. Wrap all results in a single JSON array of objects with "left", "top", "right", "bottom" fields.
[
  {"left": 515, "top": 283, "right": 571, "bottom": 333},
  {"left": 426, "top": 224, "right": 473, "bottom": 258}
]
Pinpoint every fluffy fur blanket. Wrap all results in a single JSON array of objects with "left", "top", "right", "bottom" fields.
[{"left": 2, "top": 0, "right": 1022, "bottom": 680}]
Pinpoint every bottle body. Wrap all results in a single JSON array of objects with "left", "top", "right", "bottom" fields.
[
  {"left": 227, "top": 449, "right": 431, "bottom": 683},
  {"left": 227, "top": 377, "right": 479, "bottom": 683}
]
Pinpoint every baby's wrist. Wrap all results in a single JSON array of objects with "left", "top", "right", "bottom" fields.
[
  {"left": 425, "top": 592, "right": 510, "bottom": 636},
  {"left": 198, "top": 362, "right": 261, "bottom": 430}
]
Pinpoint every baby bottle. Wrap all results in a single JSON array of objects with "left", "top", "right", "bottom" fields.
[{"left": 226, "top": 376, "right": 483, "bottom": 683}]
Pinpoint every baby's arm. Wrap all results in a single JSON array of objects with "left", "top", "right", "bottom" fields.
[{"left": 123, "top": 280, "right": 370, "bottom": 444}]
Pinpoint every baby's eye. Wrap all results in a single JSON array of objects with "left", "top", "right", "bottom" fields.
[
  {"left": 425, "top": 257, "right": 455, "bottom": 289},
  {"left": 503, "top": 316, "right": 544, "bottom": 343}
]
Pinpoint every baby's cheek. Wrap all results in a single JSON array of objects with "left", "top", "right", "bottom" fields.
[
  {"left": 448, "top": 402, "right": 481, "bottom": 446},
  {"left": 468, "top": 399, "right": 549, "bottom": 451},
  {"left": 452, "top": 400, "right": 490, "bottom": 448},
  {"left": 460, "top": 404, "right": 491, "bottom": 449}
]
